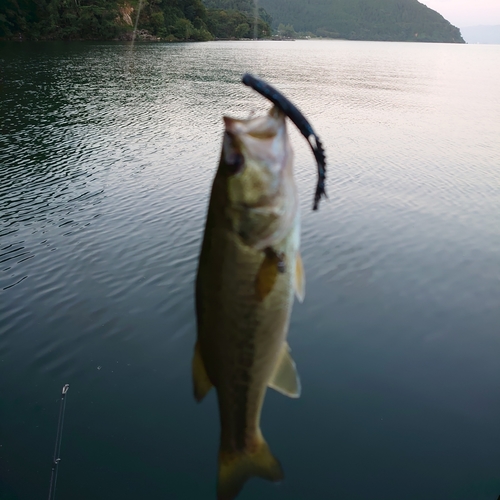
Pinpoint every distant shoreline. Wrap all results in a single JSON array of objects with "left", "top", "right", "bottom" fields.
[{"left": 0, "top": 36, "right": 467, "bottom": 44}]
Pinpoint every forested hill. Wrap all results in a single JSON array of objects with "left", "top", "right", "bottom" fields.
[
  {"left": 259, "top": 0, "right": 464, "bottom": 43},
  {"left": 0, "top": 0, "right": 464, "bottom": 42},
  {"left": 202, "top": 0, "right": 272, "bottom": 39},
  {"left": 203, "top": 0, "right": 272, "bottom": 26},
  {"left": 0, "top": 0, "right": 270, "bottom": 41}
]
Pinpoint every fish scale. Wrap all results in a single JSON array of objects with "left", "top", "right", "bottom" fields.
[{"left": 219, "top": 243, "right": 294, "bottom": 449}]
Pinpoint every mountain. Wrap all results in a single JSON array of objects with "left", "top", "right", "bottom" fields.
[
  {"left": 259, "top": 0, "right": 464, "bottom": 43},
  {"left": 202, "top": 0, "right": 272, "bottom": 38},
  {"left": 460, "top": 25, "right": 500, "bottom": 45},
  {"left": 0, "top": 0, "right": 270, "bottom": 41},
  {"left": 0, "top": 0, "right": 464, "bottom": 42},
  {"left": 203, "top": 0, "right": 273, "bottom": 25},
  {"left": 0, "top": 0, "right": 211, "bottom": 40}
]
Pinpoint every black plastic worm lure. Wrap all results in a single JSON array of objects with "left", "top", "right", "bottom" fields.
[{"left": 242, "top": 73, "right": 327, "bottom": 211}]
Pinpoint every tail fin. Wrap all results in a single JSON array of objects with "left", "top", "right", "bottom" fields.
[{"left": 217, "top": 436, "right": 284, "bottom": 500}]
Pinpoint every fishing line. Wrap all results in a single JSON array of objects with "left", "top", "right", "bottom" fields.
[
  {"left": 48, "top": 384, "right": 70, "bottom": 500},
  {"left": 241, "top": 73, "right": 327, "bottom": 210}
]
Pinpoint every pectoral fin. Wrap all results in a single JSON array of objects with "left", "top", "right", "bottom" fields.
[
  {"left": 294, "top": 251, "right": 305, "bottom": 302},
  {"left": 255, "top": 249, "right": 281, "bottom": 301},
  {"left": 192, "top": 341, "right": 213, "bottom": 402},
  {"left": 268, "top": 342, "right": 301, "bottom": 398}
]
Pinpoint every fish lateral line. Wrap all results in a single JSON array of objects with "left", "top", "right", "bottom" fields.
[{"left": 241, "top": 73, "right": 327, "bottom": 211}]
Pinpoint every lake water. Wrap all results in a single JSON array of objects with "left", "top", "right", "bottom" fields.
[{"left": 1, "top": 40, "right": 499, "bottom": 500}]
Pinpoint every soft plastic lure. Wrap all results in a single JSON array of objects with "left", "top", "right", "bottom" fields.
[{"left": 242, "top": 73, "right": 327, "bottom": 210}]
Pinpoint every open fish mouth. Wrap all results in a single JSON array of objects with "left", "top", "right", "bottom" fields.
[
  {"left": 224, "top": 107, "right": 283, "bottom": 140},
  {"left": 223, "top": 109, "right": 289, "bottom": 183}
]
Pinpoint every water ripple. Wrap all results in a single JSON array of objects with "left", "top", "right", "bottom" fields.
[{"left": 0, "top": 40, "right": 500, "bottom": 500}]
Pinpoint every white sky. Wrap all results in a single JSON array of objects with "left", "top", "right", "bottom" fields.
[{"left": 420, "top": 0, "right": 500, "bottom": 27}]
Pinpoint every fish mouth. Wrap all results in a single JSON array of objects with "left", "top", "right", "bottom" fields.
[
  {"left": 223, "top": 107, "right": 285, "bottom": 141},
  {"left": 242, "top": 74, "right": 327, "bottom": 210},
  {"left": 222, "top": 108, "right": 288, "bottom": 176}
]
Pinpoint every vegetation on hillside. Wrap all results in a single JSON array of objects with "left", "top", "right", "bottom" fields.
[
  {"left": 0, "top": 0, "right": 463, "bottom": 42},
  {"left": 203, "top": 0, "right": 271, "bottom": 39},
  {"left": 260, "top": 0, "right": 464, "bottom": 43},
  {"left": 203, "top": 0, "right": 272, "bottom": 26},
  {"left": 0, "top": 0, "right": 270, "bottom": 40},
  {"left": 206, "top": 9, "right": 270, "bottom": 39}
]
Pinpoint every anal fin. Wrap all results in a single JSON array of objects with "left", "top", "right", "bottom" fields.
[
  {"left": 192, "top": 341, "right": 213, "bottom": 402},
  {"left": 268, "top": 342, "right": 301, "bottom": 398}
]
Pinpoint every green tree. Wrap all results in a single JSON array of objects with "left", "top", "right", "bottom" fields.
[
  {"left": 277, "top": 22, "right": 294, "bottom": 37},
  {"left": 234, "top": 21, "right": 249, "bottom": 37}
]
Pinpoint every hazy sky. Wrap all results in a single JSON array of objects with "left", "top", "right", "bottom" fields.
[{"left": 421, "top": 0, "right": 500, "bottom": 27}]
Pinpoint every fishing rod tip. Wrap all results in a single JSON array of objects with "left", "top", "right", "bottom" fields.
[{"left": 62, "top": 384, "right": 70, "bottom": 395}]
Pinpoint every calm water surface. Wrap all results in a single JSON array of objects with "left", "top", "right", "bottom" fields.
[{"left": 1, "top": 40, "right": 500, "bottom": 500}]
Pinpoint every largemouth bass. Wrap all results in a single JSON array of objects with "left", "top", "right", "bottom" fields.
[
  {"left": 194, "top": 105, "right": 304, "bottom": 500},
  {"left": 193, "top": 74, "right": 326, "bottom": 500}
]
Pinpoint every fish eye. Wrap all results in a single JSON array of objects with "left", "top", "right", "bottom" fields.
[{"left": 226, "top": 152, "right": 245, "bottom": 175}]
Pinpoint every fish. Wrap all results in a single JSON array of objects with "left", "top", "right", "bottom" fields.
[{"left": 193, "top": 104, "right": 305, "bottom": 500}]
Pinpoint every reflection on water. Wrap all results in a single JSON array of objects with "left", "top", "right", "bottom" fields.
[{"left": 1, "top": 40, "right": 500, "bottom": 500}]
